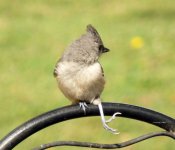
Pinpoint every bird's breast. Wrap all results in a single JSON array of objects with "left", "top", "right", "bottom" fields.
[
  {"left": 56, "top": 61, "right": 103, "bottom": 81},
  {"left": 55, "top": 61, "right": 105, "bottom": 102}
]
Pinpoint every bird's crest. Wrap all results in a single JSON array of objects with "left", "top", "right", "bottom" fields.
[{"left": 86, "top": 24, "right": 103, "bottom": 44}]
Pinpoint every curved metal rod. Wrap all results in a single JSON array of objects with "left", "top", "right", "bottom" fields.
[
  {"left": 0, "top": 102, "right": 174, "bottom": 150},
  {"left": 33, "top": 131, "right": 175, "bottom": 150}
]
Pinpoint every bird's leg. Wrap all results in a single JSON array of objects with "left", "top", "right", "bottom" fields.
[
  {"left": 79, "top": 102, "right": 88, "bottom": 114},
  {"left": 97, "top": 102, "right": 120, "bottom": 134},
  {"left": 92, "top": 98, "right": 121, "bottom": 134}
]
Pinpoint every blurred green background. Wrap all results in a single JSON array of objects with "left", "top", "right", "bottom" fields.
[{"left": 0, "top": 0, "right": 175, "bottom": 149}]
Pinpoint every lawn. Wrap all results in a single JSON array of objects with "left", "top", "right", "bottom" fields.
[{"left": 0, "top": 0, "right": 175, "bottom": 149}]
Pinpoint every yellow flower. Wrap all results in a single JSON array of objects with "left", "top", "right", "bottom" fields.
[{"left": 130, "top": 36, "right": 144, "bottom": 49}]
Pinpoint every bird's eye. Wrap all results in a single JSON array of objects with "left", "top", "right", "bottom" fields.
[{"left": 99, "top": 45, "right": 104, "bottom": 52}]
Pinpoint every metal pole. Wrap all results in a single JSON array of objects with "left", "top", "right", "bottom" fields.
[{"left": 0, "top": 102, "right": 174, "bottom": 150}]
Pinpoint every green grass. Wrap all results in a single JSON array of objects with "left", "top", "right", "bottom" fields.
[{"left": 0, "top": 0, "right": 175, "bottom": 149}]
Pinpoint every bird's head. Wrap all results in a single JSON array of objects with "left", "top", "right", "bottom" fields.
[
  {"left": 86, "top": 24, "right": 110, "bottom": 55},
  {"left": 62, "top": 24, "right": 109, "bottom": 64}
]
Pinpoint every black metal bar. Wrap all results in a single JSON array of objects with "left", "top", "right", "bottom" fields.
[
  {"left": 32, "top": 131, "right": 175, "bottom": 150},
  {"left": 0, "top": 102, "right": 174, "bottom": 150}
]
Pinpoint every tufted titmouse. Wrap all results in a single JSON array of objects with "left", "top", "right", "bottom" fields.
[{"left": 54, "top": 25, "right": 120, "bottom": 134}]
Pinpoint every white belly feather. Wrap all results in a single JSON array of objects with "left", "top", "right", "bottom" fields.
[{"left": 55, "top": 61, "right": 105, "bottom": 103}]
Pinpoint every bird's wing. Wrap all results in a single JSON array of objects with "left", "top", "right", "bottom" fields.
[
  {"left": 100, "top": 63, "right": 104, "bottom": 77},
  {"left": 53, "top": 67, "right": 58, "bottom": 77},
  {"left": 53, "top": 59, "right": 61, "bottom": 77}
]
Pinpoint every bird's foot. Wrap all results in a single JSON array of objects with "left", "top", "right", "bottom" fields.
[
  {"left": 102, "top": 121, "right": 119, "bottom": 134},
  {"left": 106, "top": 112, "right": 122, "bottom": 123},
  {"left": 97, "top": 102, "right": 121, "bottom": 134},
  {"left": 79, "top": 102, "right": 88, "bottom": 114},
  {"left": 102, "top": 112, "right": 121, "bottom": 134}
]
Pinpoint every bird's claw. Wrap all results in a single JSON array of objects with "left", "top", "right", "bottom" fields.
[
  {"left": 106, "top": 112, "right": 122, "bottom": 123},
  {"left": 97, "top": 102, "right": 121, "bottom": 134},
  {"left": 102, "top": 112, "right": 121, "bottom": 134},
  {"left": 103, "top": 122, "right": 120, "bottom": 134},
  {"left": 79, "top": 102, "right": 88, "bottom": 114}
]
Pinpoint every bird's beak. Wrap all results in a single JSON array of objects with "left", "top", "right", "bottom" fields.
[{"left": 102, "top": 47, "right": 110, "bottom": 53}]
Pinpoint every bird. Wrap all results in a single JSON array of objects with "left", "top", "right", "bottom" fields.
[{"left": 54, "top": 24, "right": 121, "bottom": 134}]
